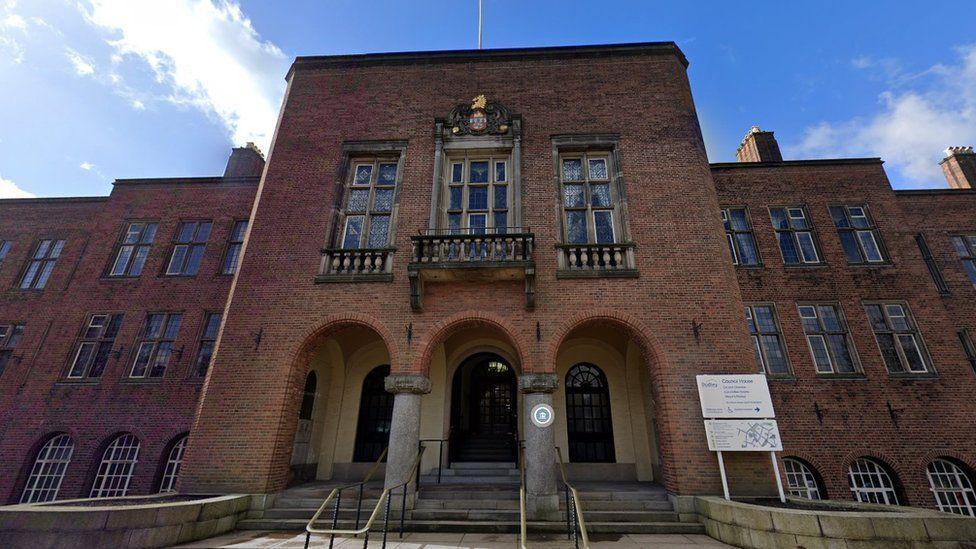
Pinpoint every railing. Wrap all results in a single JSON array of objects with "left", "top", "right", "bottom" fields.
[
  {"left": 419, "top": 438, "right": 448, "bottom": 484},
  {"left": 555, "top": 447, "right": 590, "bottom": 549},
  {"left": 410, "top": 229, "right": 534, "bottom": 265},
  {"left": 555, "top": 242, "right": 636, "bottom": 274},
  {"left": 304, "top": 445, "right": 426, "bottom": 549},
  {"left": 518, "top": 442, "right": 527, "bottom": 549},
  {"left": 319, "top": 247, "right": 395, "bottom": 277}
]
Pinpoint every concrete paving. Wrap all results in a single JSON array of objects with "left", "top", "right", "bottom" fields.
[{"left": 174, "top": 529, "right": 735, "bottom": 548}]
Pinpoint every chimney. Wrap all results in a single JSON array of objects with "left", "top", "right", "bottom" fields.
[
  {"left": 223, "top": 142, "right": 265, "bottom": 179},
  {"left": 736, "top": 125, "right": 783, "bottom": 163},
  {"left": 940, "top": 146, "right": 976, "bottom": 189}
]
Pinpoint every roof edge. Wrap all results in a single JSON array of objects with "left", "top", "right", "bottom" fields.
[
  {"left": 289, "top": 41, "right": 688, "bottom": 78},
  {"left": 0, "top": 196, "right": 109, "bottom": 205},
  {"left": 112, "top": 176, "right": 260, "bottom": 186},
  {"left": 710, "top": 158, "right": 884, "bottom": 169},
  {"left": 894, "top": 188, "right": 975, "bottom": 196}
]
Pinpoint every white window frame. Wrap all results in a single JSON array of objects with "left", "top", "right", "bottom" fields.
[
  {"left": 166, "top": 221, "right": 212, "bottom": 276},
  {"left": 927, "top": 459, "right": 976, "bottom": 517},
  {"left": 783, "top": 458, "right": 822, "bottom": 500},
  {"left": 848, "top": 458, "right": 899, "bottom": 505},
  {"left": 66, "top": 313, "right": 123, "bottom": 379},
  {"left": 830, "top": 205, "right": 886, "bottom": 264},
  {"left": 864, "top": 302, "right": 932, "bottom": 374},
  {"left": 220, "top": 220, "right": 248, "bottom": 275},
  {"left": 798, "top": 304, "right": 859, "bottom": 375},
  {"left": 443, "top": 154, "right": 512, "bottom": 234},
  {"left": 20, "top": 434, "right": 74, "bottom": 503},
  {"left": 158, "top": 436, "right": 188, "bottom": 493},
  {"left": 20, "top": 239, "right": 65, "bottom": 290},
  {"left": 129, "top": 313, "right": 182, "bottom": 379},
  {"left": 90, "top": 434, "right": 140, "bottom": 498},
  {"left": 110, "top": 222, "right": 157, "bottom": 277},
  {"left": 722, "top": 207, "right": 760, "bottom": 266},
  {"left": 745, "top": 304, "right": 790, "bottom": 375},
  {"left": 770, "top": 206, "right": 821, "bottom": 265}
]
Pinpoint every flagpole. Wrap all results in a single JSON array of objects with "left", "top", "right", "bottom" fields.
[{"left": 478, "top": 0, "right": 483, "bottom": 49}]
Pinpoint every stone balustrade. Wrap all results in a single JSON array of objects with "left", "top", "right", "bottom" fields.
[
  {"left": 410, "top": 230, "right": 534, "bottom": 264},
  {"left": 317, "top": 247, "right": 395, "bottom": 282},
  {"left": 556, "top": 242, "right": 637, "bottom": 277}
]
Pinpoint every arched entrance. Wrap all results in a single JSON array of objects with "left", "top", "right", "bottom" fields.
[
  {"left": 565, "top": 363, "right": 615, "bottom": 463},
  {"left": 449, "top": 353, "right": 517, "bottom": 462}
]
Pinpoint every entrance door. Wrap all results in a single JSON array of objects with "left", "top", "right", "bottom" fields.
[{"left": 450, "top": 354, "right": 517, "bottom": 462}]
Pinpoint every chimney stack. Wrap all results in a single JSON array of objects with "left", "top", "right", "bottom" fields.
[
  {"left": 941, "top": 146, "right": 976, "bottom": 189},
  {"left": 736, "top": 125, "right": 783, "bottom": 163},
  {"left": 224, "top": 142, "right": 265, "bottom": 179}
]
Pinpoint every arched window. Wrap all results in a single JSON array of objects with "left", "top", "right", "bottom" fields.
[
  {"left": 20, "top": 434, "right": 74, "bottom": 503},
  {"left": 927, "top": 459, "right": 976, "bottom": 517},
  {"left": 848, "top": 458, "right": 899, "bottom": 505},
  {"left": 783, "top": 458, "right": 823, "bottom": 500},
  {"left": 158, "top": 436, "right": 188, "bottom": 493},
  {"left": 300, "top": 371, "right": 317, "bottom": 420},
  {"left": 90, "top": 434, "right": 140, "bottom": 498},
  {"left": 353, "top": 365, "right": 393, "bottom": 462},
  {"left": 565, "top": 363, "right": 615, "bottom": 463}
]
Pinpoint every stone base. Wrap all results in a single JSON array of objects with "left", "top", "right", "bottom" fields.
[{"left": 526, "top": 493, "right": 561, "bottom": 522}]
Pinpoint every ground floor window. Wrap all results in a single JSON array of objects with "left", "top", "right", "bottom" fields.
[
  {"left": 565, "top": 363, "right": 615, "bottom": 463},
  {"left": 158, "top": 436, "right": 188, "bottom": 493},
  {"left": 90, "top": 434, "right": 141, "bottom": 498},
  {"left": 927, "top": 459, "right": 976, "bottom": 517},
  {"left": 353, "top": 365, "right": 393, "bottom": 462},
  {"left": 20, "top": 434, "right": 74, "bottom": 503},
  {"left": 848, "top": 458, "right": 899, "bottom": 505},
  {"left": 783, "top": 458, "right": 822, "bottom": 500}
]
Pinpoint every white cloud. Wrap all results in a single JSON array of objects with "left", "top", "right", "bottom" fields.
[
  {"left": 79, "top": 161, "right": 94, "bottom": 171},
  {"left": 789, "top": 44, "right": 976, "bottom": 188},
  {"left": 80, "top": 0, "right": 288, "bottom": 150},
  {"left": 0, "top": 174, "right": 35, "bottom": 198},
  {"left": 66, "top": 47, "right": 94, "bottom": 75}
]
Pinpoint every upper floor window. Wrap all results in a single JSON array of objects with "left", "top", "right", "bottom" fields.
[
  {"left": 341, "top": 159, "right": 398, "bottom": 249},
  {"left": 829, "top": 205, "right": 886, "bottom": 264},
  {"left": 0, "top": 239, "right": 11, "bottom": 266},
  {"left": 444, "top": 155, "right": 511, "bottom": 234},
  {"left": 798, "top": 304, "right": 858, "bottom": 375},
  {"left": 745, "top": 305, "right": 789, "bottom": 375},
  {"left": 721, "top": 207, "right": 759, "bottom": 266},
  {"left": 864, "top": 303, "right": 931, "bottom": 374},
  {"left": 0, "top": 324, "right": 25, "bottom": 376},
  {"left": 195, "top": 312, "right": 222, "bottom": 377},
  {"left": 130, "top": 313, "right": 182, "bottom": 378},
  {"left": 950, "top": 235, "right": 976, "bottom": 287},
  {"left": 20, "top": 239, "right": 65, "bottom": 289},
  {"left": 66, "top": 314, "right": 123, "bottom": 379},
  {"left": 166, "top": 221, "right": 211, "bottom": 276},
  {"left": 220, "top": 220, "right": 248, "bottom": 275},
  {"left": 560, "top": 154, "right": 620, "bottom": 244},
  {"left": 770, "top": 207, "right": 820, "bottom": 265},
  {"left": 110, "top": 222, "right": 157, "bottom": 277}
]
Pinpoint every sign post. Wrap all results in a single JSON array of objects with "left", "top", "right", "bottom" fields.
[{"left": 696, "top": 375, "right": 786, "bottom": 502}]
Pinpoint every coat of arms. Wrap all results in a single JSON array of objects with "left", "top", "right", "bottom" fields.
[{"left": 447, "top": 95, "right": 510, "bottom": 136}]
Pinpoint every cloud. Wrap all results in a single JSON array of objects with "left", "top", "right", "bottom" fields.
[
  {"left": 79, "top": 161, "right": 95, "bottom": 171},
  {"left": 66, "top": 47, "right": 94, "bottom": 75},
  {"left": 0, "top": 2, "right": 27, "bottom": 63},
  {"left": 0, "top": 174, "right": 35, "bottom": 198},
  {"left": 789, "top": 44, "right": 976, "bottom": 188},
  {"left": 79, "top": 0, "right": 288, "bottom": 150}
]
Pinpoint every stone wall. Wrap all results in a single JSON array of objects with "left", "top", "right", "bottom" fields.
[{"left": 0, "top": 494, "right": 250, "bottom": 548}]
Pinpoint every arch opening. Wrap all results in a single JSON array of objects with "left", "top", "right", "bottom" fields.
[{"left": 449, "top": 353, "right": 517, "bottom": 462}]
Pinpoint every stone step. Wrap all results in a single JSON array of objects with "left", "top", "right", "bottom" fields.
[
  {"left": 408, "top": 509, "right": 680, "bottom": 523},
  {"left": 418, "top": 476, "right": 519, "bottom": 485},
  {"left": 436, "top": 467, "right": 520, "bottom": 476},
  {"left": 448, "top": 462, "right": 516, "bottom": 469},
  {"left": 274, "top": 497, "right": 383, "bottom": 509},
  {"left": 238, "top": 518, "right": 706, "bottom": 535}
]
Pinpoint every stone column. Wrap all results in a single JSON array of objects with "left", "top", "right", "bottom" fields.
[
  {"left": 384, "top": 374, "right": 431, "bottom": 507},
  {"left": 519, "top": 373, "right": 560, "bottom": 521}
]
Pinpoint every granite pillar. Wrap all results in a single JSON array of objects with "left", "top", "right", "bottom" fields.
[{"left": 519, "top": 373, "right": 560, "bottom": 521}]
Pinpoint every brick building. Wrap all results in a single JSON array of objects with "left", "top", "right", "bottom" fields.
[{"left": 1, "top": 43, "right": 975, "bottom": 522}]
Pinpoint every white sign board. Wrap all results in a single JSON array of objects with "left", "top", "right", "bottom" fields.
[
  {"left": 704, "top": 419, "right": 783, "bottom": 452},
  {"left": 696, "top": 374, "right": 774, "bottom": 418}
]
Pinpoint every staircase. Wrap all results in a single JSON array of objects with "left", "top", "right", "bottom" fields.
[
  {"left": 452, "top": 435, "right": 514, "bottom": 462},
  {"left": 238, "top": 471, "right": 704, "bottom": 536}
]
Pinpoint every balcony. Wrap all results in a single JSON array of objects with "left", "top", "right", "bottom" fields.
[
  {"left": 555, "top": 242, "right": 638, "bottom": 278},
  {"left": 408, "top": 228, "right": 535, "bottom": 311},
  {"left": 316, "top": 247, "right": 395, "bottom": 283}
]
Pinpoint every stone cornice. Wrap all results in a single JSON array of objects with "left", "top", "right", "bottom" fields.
[
  {"left": 384, "top": 375, "right": 431, "bottom": 395},
  {"left": 519, "top": 373, "right": 559, "bottom": 394}
]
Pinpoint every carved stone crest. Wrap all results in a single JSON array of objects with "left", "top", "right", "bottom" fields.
[{"left": 448, "top": 94, "right": 510, "bottom": 136}]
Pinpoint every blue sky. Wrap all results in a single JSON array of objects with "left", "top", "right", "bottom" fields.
[{"left": 1, "top": 1, "right": 974, "bottom": 198}]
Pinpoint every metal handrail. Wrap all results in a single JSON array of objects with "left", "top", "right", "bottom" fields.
[
  {"left": 517, "top": 443, "right": 527, "bottom": 549},
  {"left": 419, "top": 438, "right": 448, "bottom": 484},
  {"left": 555, "top": 447, "right": 591, "bottom": 549},
  {"left": 305, "top": 446, "right": 426, "bottom": 549},
  {"left": 303, "top": 447, "right": 388, "bottom": 549}
]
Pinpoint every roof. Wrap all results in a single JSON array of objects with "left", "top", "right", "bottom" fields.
[
  {"left": 288, "top": 41, "right": 688, "bottom": 79},
  {"left": 710, "top": 158, "right": 883, "bottom": 170}
]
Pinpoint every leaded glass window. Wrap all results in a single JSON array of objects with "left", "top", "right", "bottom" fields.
[
  {"left": 353, "top": 365, "right": 393, "bottom": 462},
  {"left": 798, "top": 304, "right": 858, "bottom": 374},
  {"left": 67, "top": 313, "right": 123, "bottom": 379},
  {"left": 559, "top": 153, "right": 619, "bottom": 244},
  {"left": 195, "top": 312, "right": 222, "bottom": 377},
  {"left": 864, "top": 303, "right": 931, "bottom": 374},
  {"left": 830, "top": 205, "right": 886, "bottom": 264},
  {"left": 340, "top": 158, "right": 399, "bottom": 248},
  {"left": 443, "top": 155, "right": 510, "bottom": 234},
  {"left": 166, "top": 221, "right": 211, "bottom": 276},
  {"left": 220, "top": 220, "right": 248, "bottom": 275},
  {"left": 927, "top": 459, "right": 976, "bottom": 517},
  {"left": 20, "top": 434, "right": 74, "bottom": 503},
  {"left": 20, "top": 239, "right": 65, "bottom": 289},
  {"left": 848, "top": 458, "right": 899, "bottom": 505},
  {"left": 745, "top": 305, "right": 789, "bottom": 375},
  {"left": 950, "top": 235, "right": 976, "bottom": 288},
  {"left": 770, "top": 207, "right": 821, "bottom": 265},
  {"left": 0, "top": 323, "right": 24, "bottom": 377},
  {"left": 722, "top": 208, "right": 759, "bottom": 266},
  {"left": 90, "top": 434, "right": 140, "bottom": 498},
  {"left": 783, "top": 458, "right": 822, "bottom": 500},
  {"left": 565, "top": 363, "right": 615, "bottom": 463}
]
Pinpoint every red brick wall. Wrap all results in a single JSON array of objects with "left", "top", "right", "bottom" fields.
[
  {"left": 179, "top": 47, "right": 759, "bottom": 496},
  {"left": 0, "top": 179, "right": 256, "bottom": 503},
  {"left": 713, "top": 162, "right": 976, "bottom": 506}
]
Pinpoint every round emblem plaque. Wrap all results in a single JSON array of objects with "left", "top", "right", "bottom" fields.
[{"left": 530, "top": 403, "right": 555, "bottom": 428}]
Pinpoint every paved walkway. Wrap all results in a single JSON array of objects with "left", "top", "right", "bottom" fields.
[{"left": 174, "top": 530, "right": 733, "bottom": 548}]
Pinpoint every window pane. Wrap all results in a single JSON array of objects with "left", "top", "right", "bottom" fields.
[
  {"left": 494, "top": 212, "right": 508, "bottom": 232},
  {"left": 468, "top": 186, "right": 488, "bottom": 210},
  {"left": 112, "top": 246, "right": 133, "bottom": 276},
  {"left": 829, "top": 206, "right": 849, "bottom": 228},
  {"left": 149, "top": 342, "right": 172, "bottom": 377},
  {"left": 451, "top": 163, "right": 463, "bottom": 183},
  {"left": 347, "top": 189, "right": 369, "bottom": 212},
  {"left": 898, "top": 335, "right": 927, "bottom": 372},
  {"left": 469, "top": 161, "right": 489, "bottom": 183},
  {"left": 754, "top": 306, "right": 776, "bottom": 332},
  {"left": 449, "top": 187, "right": 462, "bottom": 210},
  {"left": 591, "top": 184, "right": 612, "bottom": 207},
  {"left": 20, "top": 261, "right": 39, "bottom": 289},
  {"left": 827, "top": 334, "right": 855, "bottom": 372},
  {"left": 736, "top": 234, "right": 759, "bottom": 265},
  {"left": 177, "top": 222, "right": 196, "bottom": 243},
  {"left": 730, "top": 209, "right": 750, "bottom": 231},
  {"left": 342, "top": 217, "right": 364, "bottom": 249},
  {"left": 885, "top": 305, "right": 909, "bottom": 330},
  {"left": 752, "top": 336, "right": 764, "bottom": 370},
  {"left": 788, "top": 209, "right": 809, "bottom": 229},
  {"left": 105, "top": 314, "right": 123, "bottom": 338},
  {"left": 797, "top": 232, "right": 819, "bottom": 263},
  {"left": 373, "top": 189, "right": 393, "bottom": 212},
  {"left": 495, "top": 161, "right": 506, "bottom": 182},
  {"left": 184, "top": 245, "right": 205, "bottom": 275},
  {"left": 818, "top": 306, "right": 842, "bottom": 331},
  {"left": 726, "top": 234, "right": 737, "bottom": 264},
  {"left": 563, "top": 184, "right": 585, "bottom": 207},
  {"left": 865, "top": 305, "right": 887, "bottom": 331},
  {"left": 34, "top": 240, "right": 50, "bottom": 259},
  {"left": 130, "top": 247, "right": 149, "bottom": 276},
  {"left": 221, "top": 244, "right": 241, "bottom": 275},
  {"left": 594, "top": 211, "right": 614, "bottom": 244},
  {"left": 770, "top": 208, "right": 789, "bottom": 230},
  {"left": 448, "top": 214, "right": 461, "bottom": 234},
  {"left": 494, "top": 185, "right": 507, "bottom": 209},
  {"left": 808, "top": 336, "right": 833, "bottom": 372},
  {"left": 562, "top": 159, "right": 583, "bottom": 181},
  {"left": 963, "top": 260, "right": 976, "bottom": 286},
  {"left": 142, "top": 223, "right": 158, "bottom": 244},
  {"left": 162, "top": 315, "right": 182, "bottom": 340},
  {"left": 131, "top": 343, "right": 153, "bottom": 377},
  {"left": 204, "top": 314, "right": 222, "bottom": 338},
  {"left": 778, "top": 233, "right": 800, "bottom": 264},
  {"left": 367, "top": 216, "right": 390, "bottom": 247},
  {"left": 167, "top": 246, "right": 187, "bottom": 274},
  {"left": 69, "top": 343, "right": 95, "bottom": 377},
  {"left": 124, "top": 224, "right": 142, "bottom": 244},
  {"left": 951, "top": 236, "right": 970, "bottom": 257},
  {"left": 588, "top": 158, "right": 608, "bottom": 179},
  {"left": 145, "top": 314, "right": 165, "bottom": 339},
  {"left": 377, "top": 163, "right": 397, "bottom": 184},
  {"left": 354, "top": 165, "right": 372, "bottom": 185},
  {"left": 761, "top": 335, "right": 789, "bottom": 374},
  {"left": 849, "top": 207, "right": 870, "bottom": 228},
  {"left": 876, "top": 333, "right": 902, "bottom": 372},
  {"left": 35, "top": 261, "right": 55, "bottom": 288},
  {"left": 839, "top": 232, "right": 863, "bottom": 263},
  {"left": 468, "top": 214, "right": 487, "bottom": 234},
  {"left": 857, "top": 231, "right": 884, "bottom": 262},
  {"left": 566, "top": 211, "right": 587, "bottom": 244}
]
